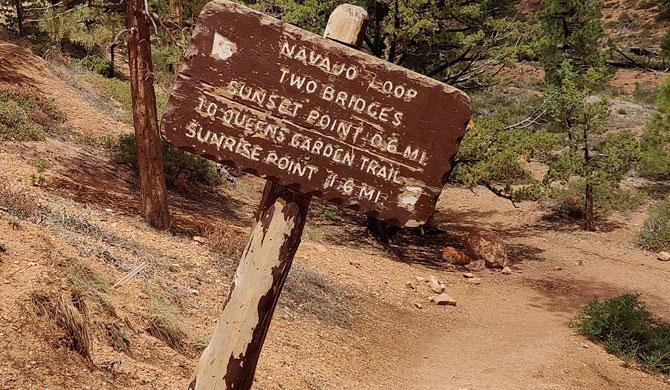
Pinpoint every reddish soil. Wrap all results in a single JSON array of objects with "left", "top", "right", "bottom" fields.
[{"left": 1, "top": 40, "right": 670, "bottom": 390}]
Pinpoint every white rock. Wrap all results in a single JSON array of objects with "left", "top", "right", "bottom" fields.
[
  {"left": 432, "top": 293, "right": 457, "bottom": 306},
  {"left": 658, "top": 252, "right": 670, "bottom": 262},
  {"left": 501, "top": 266, "right": 512, "bottom": 275},
  {"left": 462, "top": 272, "right": 475, "bottom": 278},
  {"left": 466, "top": 278, "right": 482, "bottom": 285},
  {"left": 428, "top": 276, "right": 445, "bottom": 293}
]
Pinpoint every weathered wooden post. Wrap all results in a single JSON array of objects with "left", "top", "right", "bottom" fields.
[
  {"left": 160, "top": 1, "right": 471, "bottom": 388},
  {"left": 126, "top": 0, "right": 171, "bottom": 229},
  {"left": 186, "top": 5, "right": 368, "bottom": 389}
]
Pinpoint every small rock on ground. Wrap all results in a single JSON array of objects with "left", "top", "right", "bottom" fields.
[
  {"left": 501, "top": 266, "right": 512, "bottom": 275},
  {"left": 462, "top": 272, "right": 474, "bottom": 278},
  {"left": 432, "top": 293, "right": 457, "bottom": 306},
  {"left": 466, "top": 278, "right": 482, "bottom": 285},
  {"left": 428, "top": 275, "right": 445, "bottom": 293},
  {"left": 658, "top": 252, "right": 670, "bottom": 262}
]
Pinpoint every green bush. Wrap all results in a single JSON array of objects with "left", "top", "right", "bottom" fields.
[
  {"left": 72, "top": 55, "right": 112, "bottom": 77},
  {"left": 152, "top": 43, "right": 183, "bottom": 85},
  {"left": 639, "top": 198, "right": 670, "bottom": 251},
  {"left": 0, "top": 85, "right": 66, "bottom": 141},
  {"left": 548, "top": 180, "right": 643, "bottom": 219},
  {"left": 639, "top": 76, "right": 670, "bottom": 179},
  {"left": 114, "top": 133, "right": 225, "bottom": 187},
  {"left": 572, "top": 294, "right": 670, "bottom": 373}
]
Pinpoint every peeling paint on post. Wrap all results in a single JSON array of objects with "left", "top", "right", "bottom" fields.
[{"left": 188, "top": 185, "right": 309, "bottom": 389}]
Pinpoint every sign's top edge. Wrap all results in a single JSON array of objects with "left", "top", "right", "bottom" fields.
[{"left": 199, "top": 0, "right": 471, "bottom": 109}]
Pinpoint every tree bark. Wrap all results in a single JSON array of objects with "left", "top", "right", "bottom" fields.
[
  {"left": 109, "top": 43, "right": 116, "bottom": 78},
  {"left": 126, "top": 0, "right": 171, "bottom": 229},
  {"left": 585, "top": 182, "right": 595, "bottom": 231},
  {"left": 13, "top": 0, "right": 23, "bottom": 37},
  {"left": 583, "top": 123, "right": 595, "bottom": 231}
]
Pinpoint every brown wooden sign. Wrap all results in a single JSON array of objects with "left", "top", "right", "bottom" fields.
[{"left": 160, "top": 0, "right": 471, "bottom": 226}]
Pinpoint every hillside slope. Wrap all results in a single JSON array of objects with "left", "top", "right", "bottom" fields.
[{"left": 0, "top": 36, "right": 669, "bottom": 390}]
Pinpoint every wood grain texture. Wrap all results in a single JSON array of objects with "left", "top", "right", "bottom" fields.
[
  {"left": 188, "top": 185, "right": 309, "bottom": 390},
  {"left": 160, "top": 0, "right": 471, "bottom": 227}
]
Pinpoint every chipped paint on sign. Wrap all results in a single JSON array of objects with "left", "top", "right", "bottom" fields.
[
  {"left": 161, "top": 0, "right": 471, "bottom": 226},
  {"left": 211, "top": 32, "right": 237, "bottom": 60}
]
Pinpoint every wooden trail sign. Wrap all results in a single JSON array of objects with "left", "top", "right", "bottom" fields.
[
  {"left": 161, "top": 2, "right": 470, "bottom": 389},
  {"left": 161, "top": 0, "right": 471, "bottom": 227}
]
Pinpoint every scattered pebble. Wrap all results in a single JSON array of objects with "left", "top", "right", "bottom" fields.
[
  {"left": 168, "top": 264, "right": 181, "bottom": 272},
  {"left": 466, "top": 278, "right": 482, "bottom": 285},
  {"left": 501, "top": 266, "right": 512, "bottom": 275},
  {"left": 0, "top": 242, "right": 6, "bottom": 253},
  {"left": 428, "top": 275, "right": 445, "bottom": 294},
  {"left": 432, "top": 293, "right": 457, "bottom": 306},
  {"left": 658, "top": 252, "right": 670, "bottom": 262},
  {"left": 462, "top": 272, "right": 474, "bottom": 278},
  {"left": 193, "top": 236, "right": 206, "bottom": 244},
  {"left": 416, "top": 276, "right": 426, "bottom": 282},
  {"left": 414, "top": 303, "right": 423, "bottom": 309},
  {"left": 553, "top": 267, "right": 563, "bottom": 271}
]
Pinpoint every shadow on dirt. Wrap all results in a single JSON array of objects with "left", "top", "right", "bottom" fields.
[
  {"left": 537, "top": 211, "right": 627, "bottom": 233},
  {"left": 524, "top": 277, "right": 626, "bottom": 315},
  {"left": 47, "top": 153, "right": 252, "bottom": 237},
  {"left": 309, "top": 202, "right": 547, "bottom": 268}
]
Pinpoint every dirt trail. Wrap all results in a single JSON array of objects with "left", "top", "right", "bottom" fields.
[{"left": 1, "top": 40, "right": 670, "bottom": 390}]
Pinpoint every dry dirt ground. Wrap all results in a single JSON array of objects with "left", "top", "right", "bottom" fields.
[{"left": 1, "top": 42, "right": 670, "bottom": 390}]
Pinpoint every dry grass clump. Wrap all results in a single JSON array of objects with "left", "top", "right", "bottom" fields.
[
  {"left": 145, "top": 302, "right": 192, "bottom": 354},
  {"left": 0, "top": 180, "right": 39, "bottom": 219},
  {"left": 26, "top": 289, "right": 93, "bottom": 361}
]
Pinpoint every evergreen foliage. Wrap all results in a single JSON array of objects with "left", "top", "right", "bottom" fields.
[
  {"left": 639, "top": 76, "right": 670, "bottom": 179},
  {"left": 537, "top": 0, "right": 639, "bottom": 230}
]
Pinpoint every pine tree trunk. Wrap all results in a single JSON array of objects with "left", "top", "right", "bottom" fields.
[
  {"left": 109, "top": 43, "right": 116, "bottom": 78},
  {"left": 585, "top": 182, "right": 595, "bottom": 231},
  {"left": 13, "top": 0, "right": 23, "bottom": 37},
  {"left": 126, "top": 0, "right": 171, "bottom": 229}
]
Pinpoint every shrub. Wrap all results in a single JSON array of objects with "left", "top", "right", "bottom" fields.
[
  {"left": 639, "top": 198, "right": 670, "bottom": 251},
  {"left": 572, "top": 294, "right": 670, "bottom": 373},
  {"left": 548, "top": 180, "right": 643, "bottom": 219},
  {"left": 0, "top": 85, "right": 66, "bottom": 141},
  {"left": 639, "top": 76, "right": 670, "bottom": 179},
  {"left": 114, "top": 133, "right": 226, "bottom": 188},
  {"left": 72, "top": 55, "right": 113, "bottom": 77}
]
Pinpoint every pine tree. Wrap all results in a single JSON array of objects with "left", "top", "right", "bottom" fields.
[
  {"left": 248, "top": 0, "right": 520, "bottom": 89},
  {"left": 538, "top": 0, "right": 639, "bottom": 230},
  {"left": 639, "top": 75, "right": 670, "bottom": 179}
]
